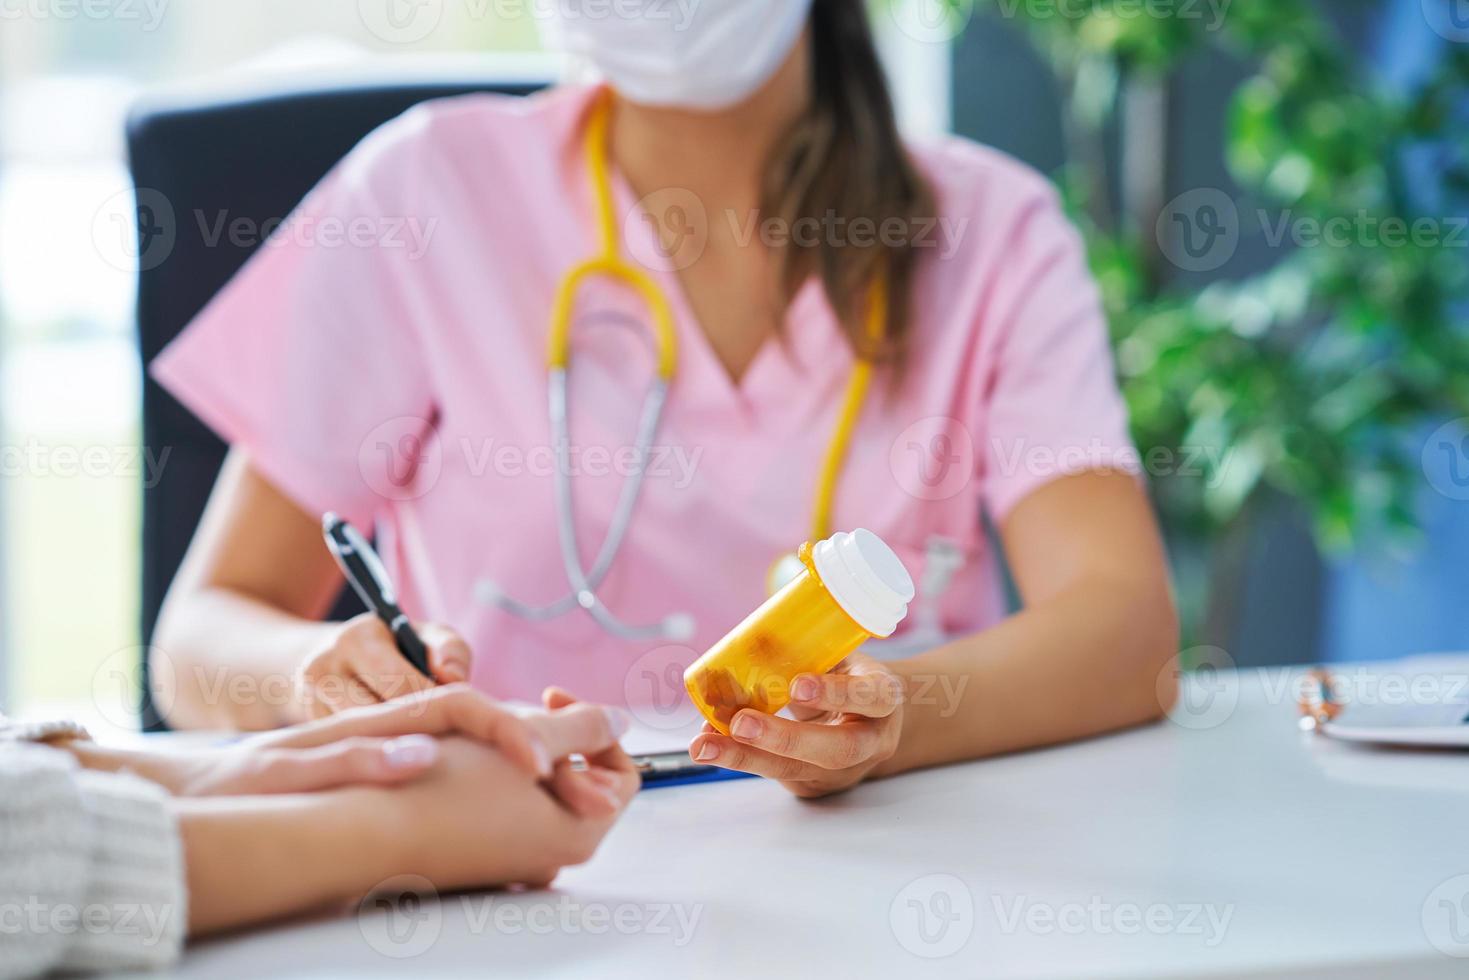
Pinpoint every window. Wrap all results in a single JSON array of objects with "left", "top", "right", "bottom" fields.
[{"left": 0, "top": 2, "right": 544, "bottom": 729}]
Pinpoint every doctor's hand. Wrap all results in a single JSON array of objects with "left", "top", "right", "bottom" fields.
[
  {"left": 688, "top": 654, "right": 905, "bottom": 799},
  {"left": 295, "top": 613, "right": 472, "bottom": 718}
]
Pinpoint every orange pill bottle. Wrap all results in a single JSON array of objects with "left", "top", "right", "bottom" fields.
[{"left": 683, "top": 529, "right": 915, "bottom": 735}]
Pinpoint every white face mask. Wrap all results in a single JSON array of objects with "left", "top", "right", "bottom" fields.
[{"left": 540, "top": 0, "right": 815, "bottom": 111}]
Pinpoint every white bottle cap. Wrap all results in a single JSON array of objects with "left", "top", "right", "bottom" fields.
[{"left": 810, "top": 529, "right": 915, "bottom": 638}]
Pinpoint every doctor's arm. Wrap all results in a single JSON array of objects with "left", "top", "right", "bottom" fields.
[
  {"left": 881, "top": 468, "right": 1179, "bottom": 772},
  {"left": 152, "top": 450, "right": 471, "bottom": 730},
  {"left": 691, "top": 469, "right": 1179, "bottom": 795}
]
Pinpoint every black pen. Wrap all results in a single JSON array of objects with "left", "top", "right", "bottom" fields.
[{"left": 321, "top": 512, "right": 432, "bottom": 678}]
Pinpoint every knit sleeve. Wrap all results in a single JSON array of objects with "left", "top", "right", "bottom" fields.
[{"left": 0, "top": 743, "right": 187, "bottom": 978}]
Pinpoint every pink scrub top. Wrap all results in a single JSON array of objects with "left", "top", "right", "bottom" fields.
[{"left": 151, "top": 84, "right": 1139, "bottom": 707}]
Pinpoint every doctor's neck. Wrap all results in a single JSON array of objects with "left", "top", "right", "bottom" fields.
[{"left": 608, "top": 29, "right": 812, "bottom": 207}]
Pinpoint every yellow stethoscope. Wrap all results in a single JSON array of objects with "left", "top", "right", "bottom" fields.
[{"left": 475, "top": 92, "right": 883, "bottom": 642}]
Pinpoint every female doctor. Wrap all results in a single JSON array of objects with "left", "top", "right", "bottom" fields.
[{"left": 151, "top": 0, "right": 1178, "bottom": 798}]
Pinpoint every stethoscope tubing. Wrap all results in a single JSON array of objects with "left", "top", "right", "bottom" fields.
[
  {"left": 472, "top": 91, "right": 899, "bottom": 643},
  {"left": 549, "top": 371, "right": 685, "bottom": 640},
  {"left": 479, "top": 370, "right": 688, "bottom": 640}
]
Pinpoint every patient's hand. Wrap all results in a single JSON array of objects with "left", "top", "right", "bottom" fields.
[
  {"left": 375, "top": 730, "right": 639, "bottom": 892},
  {"left": 177, "top": 726, "right": 639, "bottom": 936},
  {"left": 74, "top": 686, "right": 632, "bottom": 818}
]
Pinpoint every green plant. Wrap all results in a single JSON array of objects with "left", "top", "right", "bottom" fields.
[{"left": 963, "top": 0, "right": 1469, "bottom": 553}]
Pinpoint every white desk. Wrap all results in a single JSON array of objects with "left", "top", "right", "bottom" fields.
[{"left": 160, "top": 663, "right": 1469, "bottom": 979}]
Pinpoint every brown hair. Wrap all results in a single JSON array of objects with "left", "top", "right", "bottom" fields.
[{"left": 762, "top": 0, "right": 934, "bottom": 364}]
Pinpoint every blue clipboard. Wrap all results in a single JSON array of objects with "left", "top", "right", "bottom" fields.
[{"left": 634, "top": 752, "right": 759, "bottom": 790}]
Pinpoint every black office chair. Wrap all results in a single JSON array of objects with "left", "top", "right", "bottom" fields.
[{"left": 127, "top": 72, "right": 547, "bottom": 729}]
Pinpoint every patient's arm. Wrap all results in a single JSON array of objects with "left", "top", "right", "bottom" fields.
[
  {"left": 178, "top": 736, "right": 638, "bottom": 936},
  {"left": 176, "top": 789, "right": 389, "bottom": 935}
]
